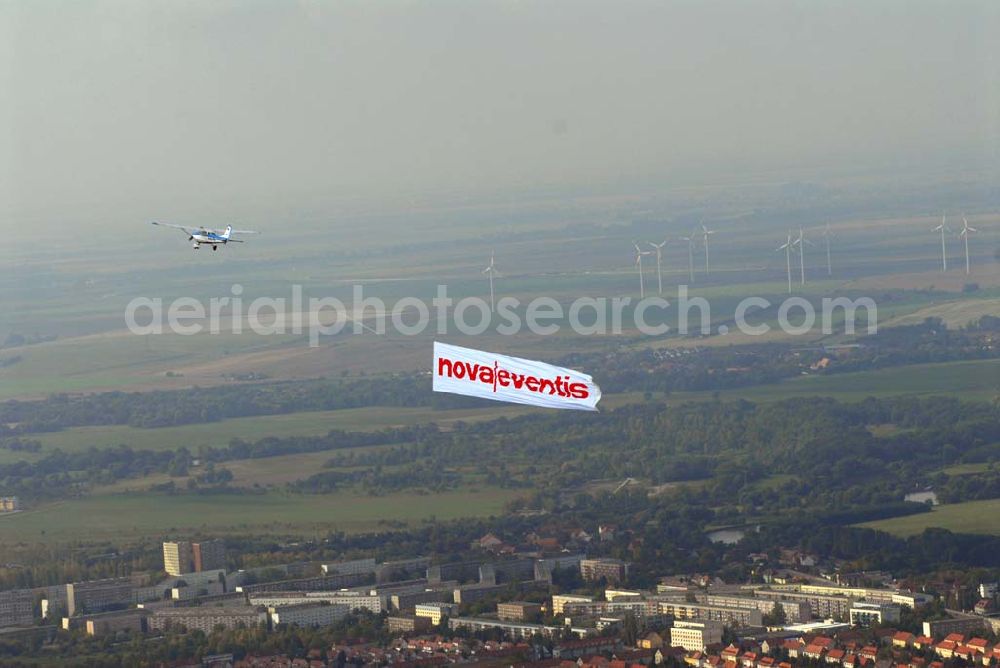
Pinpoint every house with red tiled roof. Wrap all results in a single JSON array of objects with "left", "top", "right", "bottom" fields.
[
  {"left": 740, "top": 652, "right": 757, "bottom": 668},
  {"left": 803, "top": 646, "right": 825, "bottom": 661},
  {"left": 778, "top": 662, "right": 792, "bottom": 668},
  {"left": 843, "top": 654, "right": 859, "bottom": 668},
  {"left": 758, "top": 657, "right": 776, "bottom": 668},
  {"left": 967, "top": 638, "right": 989, "bottom": 653},
  {"left": 826, "top": 649, "right": 846, "bottom": 664},
  {"left": 892, "top": 632, "right": 914, "bottom": 649},
  {"left": 782, "top": 640, "right": 804, "bottom": 659},
  {"left": 934, "top": 641, "right": 957, "bottom": 659},
  {"left": 912, "top": 636, "right": 934, "bottom": 651},
  {"left": 859, "top": 646, "right": 878, "bottom": 661},
  {"left": 684, "top": 652, "right": 704, "bottom": 668},
  {"left": 944, "top": 634, "right": 965, "bottom": 644},
  {"left": 721, "top": 645, "right": 740, "bottom": 662}
]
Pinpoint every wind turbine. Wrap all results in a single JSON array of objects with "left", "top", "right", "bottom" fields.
[
  {"left": 820, "top": 223, "right": 834, "bottom": 276},
  {"left": 776, "top": 231, "right": 794, "bottom": 294},
  {"left": 633, "top": 243, "right": 652, "bottom": 298},
  {"left": 933, "top": 213, "right": 951, "bottom": 272},
  {"left": 482, "top": 250, "right": 501, "bottom": 312},
  {"left": 960, "top": 215, "right": 978, "bottom": 275},
  {"left": 792, "top": 227, "right": 814, "bottom": 285},
  {"left": 679, "top": 234, "right": 696, "bottom": 283},
  {"left": 700, "top": 223, "right": 716, "bottom": 278},
  {"left": 647, "top": 240, "right": 669, "bottom": 294}
]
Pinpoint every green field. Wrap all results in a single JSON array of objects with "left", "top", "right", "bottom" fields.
[
  {"left": 28, "top": 404, "right": 543, "bottom": 455},
  {"left": 0, "top": 487, "right": 521, "bottom": 544},
  {"left": 696, "top": 357, "right": 1000, "bottom": 403},
  {"left": 858, "top": 498, "right": 1000, "bottom": 537},
  {"left": 19, "top": 392, "right": 646, "bottom": 458}
]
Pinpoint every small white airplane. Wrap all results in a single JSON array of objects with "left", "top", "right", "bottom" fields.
[{"left": 150, "top": 221, "right": 259, "bottom": 250}]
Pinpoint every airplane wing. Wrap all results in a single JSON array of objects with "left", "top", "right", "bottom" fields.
[
  {"left": 151, "top": 221, "right": 193, "bottom": 234},
  {"left": 202, "top": 227, "right": 260, "bottom": 236}
]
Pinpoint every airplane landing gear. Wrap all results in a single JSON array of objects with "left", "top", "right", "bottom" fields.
[{"left": 212, "top": 245, "right": 218, "bottom": 251}]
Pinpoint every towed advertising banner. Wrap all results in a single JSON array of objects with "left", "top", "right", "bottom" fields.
[{"left": 432, "top": 341, "right": 602, "bottom": 411}]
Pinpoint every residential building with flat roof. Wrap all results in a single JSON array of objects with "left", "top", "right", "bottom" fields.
[
  {"left": 552, "top": 594, "right": 594, "bottom": 615},
  {"left": 702, "top": 593, "right": 812, "bottom": 623},
  {"left": 850, "top": 602, "right": 901, "bottom": 627},
  {"left": 66, "top": 578, "right": 133, "bottom": 617},
  {"left": 414, "top": 602, "right": 457, "bottom": 626},
  {"left": 148, "top": 606, "right": 266, "bottom": 633},
  {"left": 671, "top": 620, "right": 725, "bottom": 651},
  {"left": 387, "top": 615, "right": 433, "bottom": 635},
  {"left": 192, "top": 539, "right": 226, "bottom": 572},
  {"left": 269, "top": 602, "right": 349, "bottom": 628},
  {"left": 657, "top": 601, "right": 763, "bottom": 628},
  {"left": 0, "top": 589, "right": 35, "bottom": 628},
  {"left": 321, "top": 558, "right": 376, "bottom": 577},
  {"left": 82, "top": 609, "right": 146, "bottom": 636},
  {"left": 163, "top": 541, "right": 194, "bottom": 577},
  {"left": 497, "top": 601, "right": 542, "bottom": 622},
  {"left": 580, "top": 559, "right": 629, "bottom": 584}
]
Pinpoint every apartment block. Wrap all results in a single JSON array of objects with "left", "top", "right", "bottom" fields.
[
  {"left": 248, "top": 592, "right": 383, "bottom": 613},
  {"left": 148, "top": 606, "right": 266, "bottom": 633},
  {"left": 552, "top": 594, "right": 594, "bottom": 615},
  {"left": 414, "top": 602, "right": 457, "bottom": 626},
  {"left": 270, "top": 603, "right": 349, "bottom": 628},
  {"left": 375, "top": 557, "right": 431, "bottom": 583},
  {"left": 657, "top": 601, "right": 763, "bottom": 627},
  {"left": 321, "top": 558, "right": 377, "bottom": 577},
  {"left": 387, "top": 615, "right": 433, "bottom": 635},
  {"left": 580, "top": 558, "right": 629, "bottom": 584},
  {"left": 703, "top": 593, "right": 812, "bottom": 623},
  {"left": 923, "top": 616, "right": 987, "bottom": 638},
  {"left": 236, "top": 572, "right": 367, "bottom": 595},
  {"left": 671, "top": 620, "right": 725, "bottom": 651},
  {"left": 82, "top": 609, "right": 147, "bottom": 636},
  {"left": 192, "top": 539, "right": 226, "bottom": 572},
  {"left": 850, "top": 602, "right": 901, "bottom": 627},
  {"left": 497, "top": 601, "right": 542, "bottom": 622},
  {"left": 752, "top": 589, "right": 853, "bottom": 619},
  {"left": 66, "top": 577, "right": 133, "bottom": 617},
  {"left": 391, "top": 587, "right": 458, "bottom": 611},
  {"left": 0, "top": 589, "right": 36, "bottom": 628},
  {"left": 163, "top": 541, "right": 194, "bottom": 577}
]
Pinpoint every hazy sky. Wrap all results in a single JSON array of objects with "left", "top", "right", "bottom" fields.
[{"left": 1, "top": 0, "right": 998, "bottom": 235}]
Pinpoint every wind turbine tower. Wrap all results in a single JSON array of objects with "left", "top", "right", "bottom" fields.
[
  {"left": 933, "top": 213, "right": 951, "bottom": 272},
  {"left": 777, "top": 231, "right": 794, "bottom": 294},
  {"left": 792, "top": 227, "right": 813, "bottom": 285},
  {"left": 821, "top": 223, "right": 834, "bottom": 276},
  {"left": 647, "top": 240, "right": 669, "bottom": 294},
  {"left": 482, "top": 251, "right": 501, "bottom": 312},
  {"left": 700, "top": 223, "right": 716, "bottom": 278},
  {"left": 960, "top": 216, "right": 978, "bottom": 275},
  {"left": 633, "top": 243, "right": 651, "bottom": 298},
  {"left": 679, "top": 234, "right": 695, "bottom": 283}
]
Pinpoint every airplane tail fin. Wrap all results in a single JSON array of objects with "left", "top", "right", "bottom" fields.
[{"left": 223, "top": 225, "right": 233, "bottom": 240}]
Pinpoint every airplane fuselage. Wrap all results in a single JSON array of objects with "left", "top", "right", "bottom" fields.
[{"left": 191, "top": 231, "right": 229, "bottom": 249}]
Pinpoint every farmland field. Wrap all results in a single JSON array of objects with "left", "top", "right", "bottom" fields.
[
  {"left": 0, "top": 487, "right": 521, "bottom": 544},
  {"left": 699, "top": 357, "right": 1000, "bottom": 403},
  {"left": 857, "top": 498, "right": 1000, "bottom": 537}
]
